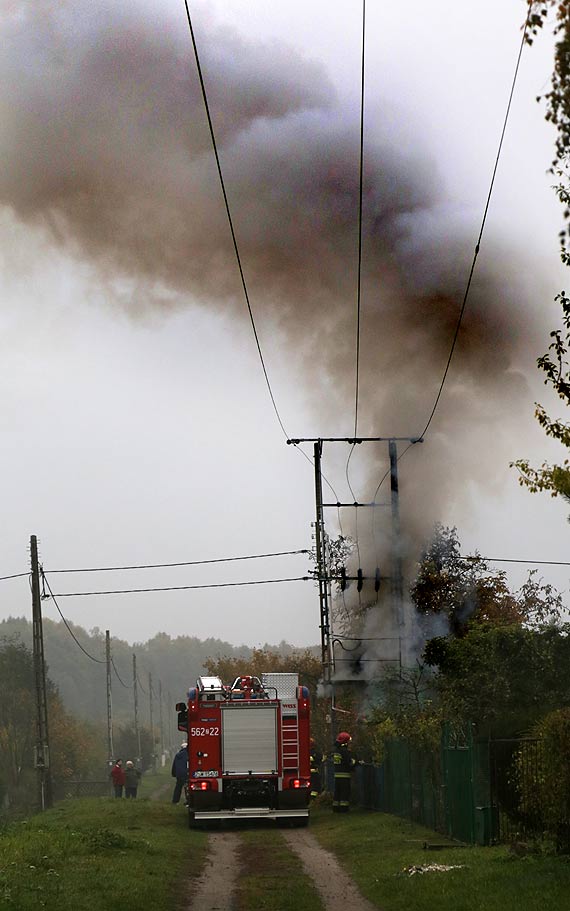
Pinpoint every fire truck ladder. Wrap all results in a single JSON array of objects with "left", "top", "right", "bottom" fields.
[{"left": 281, "top": 714, "right": 299, "bottom": 773}]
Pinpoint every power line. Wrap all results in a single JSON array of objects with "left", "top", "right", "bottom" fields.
[
  {"left": 111, "top": 656, "right": 132, "bottom": 688},
  {"left": 419, "top": 7, "right": 532, "bottom": 439},
  {"left": 182, "top": 1, "right": 288, "bottom": 439},
  {"left": 41, "top": 572, "right": 106, "bottom": 664},
  {"left": 334, "top": 634, "right": 400, "bottom": 641},
  {"left": 367, "top": 5, "right": 533, "bottom": 520},
  {"left": 459, "top": 556, "right": 570, "bottom": 568},
  {"left": 353, "top": 0, "right": 366, "bottom": 438},
  {"left": 46, "top": 549, "right": 310, "bottom": 574},
  {"left": 53, "top": 576, "right": 311, "bottom": 597},
  {"left": 0, "top": 571, "right": 29, "bottom": 582},
  {"left": 136, "top": 672, "right": 148, "bottom": 696}
]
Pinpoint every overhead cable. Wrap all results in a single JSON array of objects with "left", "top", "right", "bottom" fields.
[
  {"left": 41, "top": 572, "right": 106, "bottom": 664},
  {"left": 111, "top": 656, "right": 132, "bottom": 688},
  {"left": 0, "top": 571, "right": 29, "bottom": 582},
  {"left": 459, "top": 556, "right": 570, "bottom": 567},
  {"left": 182, "top": 1, "right": 288, "bottom": 439},
  {"left": 344, "top": 0, "right": 367, "bottom": 560},
  {"left": 53, "top": 576, "right": 311, "bottom": 597},
  {"left": 419, "top": 6, "right": 532, "bottom": 440},
  {"left": 46, "top": 549, "right": 310, "bottom": 574},
  {"left": 370, "top": 7, "right": 532, "bottom": 534},
  {"left": 353, "top": 0, "right": 366, "bottom": 438},
  {"left": 136, "top": 672, "right": 148, "bottom": 696}
]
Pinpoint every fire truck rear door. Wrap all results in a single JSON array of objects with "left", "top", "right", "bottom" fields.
[{"left": 221, "top": 705, "right": 278, "bottom": 774}]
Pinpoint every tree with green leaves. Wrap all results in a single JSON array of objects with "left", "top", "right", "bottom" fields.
[
  {"left": 410, "top": 524, "right": 562, "bottom": 634},
  {"left": 512, "top": 291, "right": 570, "bottom": 506},
  {"left": 424, "top": 622, "right": 570, "bottom": 736},
  {"left": 511, "top": 3, "right": 570, "bottom": 502}
]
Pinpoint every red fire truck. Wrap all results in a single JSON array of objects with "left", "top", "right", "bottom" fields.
[{"left": 176, "top": 672, "right": 311, "bottom": 826}]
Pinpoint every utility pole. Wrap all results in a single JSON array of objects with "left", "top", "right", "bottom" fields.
[
  {"left": 105, "top": 631, "right": 114, "bottom": 764},
  {"left": 167, "top": 690, "right": 174, "bottom": 753},
  {"left": 133, "top": 654, "right": 142, "bottom": 767},
  {"left": 30, "top": 535, "right": 53, "bottom": 810},
  {"left": 389, "top": 439, "right": 405, "bottom": 668},
  {"left": 158, "top": 679, "right": 164, "bottom": 764},
  {"left": 148, "top": 672, "right": 156, "bottom": 773},
  {"left": 313, "top": 441, "right": 332, "bottom": 680},
  {"left": 287, "top": 435, "right": 421, "bottom": 674}
]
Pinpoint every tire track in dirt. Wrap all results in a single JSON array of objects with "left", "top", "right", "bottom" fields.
[
  {"left": 186, "top": 832, "right": 240, "bottom": 911},
  {"left": 283, "top": 829, "right": 379, "bottom": 911}
]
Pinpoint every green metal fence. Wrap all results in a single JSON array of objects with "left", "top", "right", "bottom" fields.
[{"left": 349, "top": 724, "right": 495, "bottom": 844}]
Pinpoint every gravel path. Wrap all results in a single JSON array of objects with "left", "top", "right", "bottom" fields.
[
  {"left": 186, "top": 832, "right": 241, "bottom": 911},
  {"left": 283, "top": 829, "right": 379, "bottom": 911}
]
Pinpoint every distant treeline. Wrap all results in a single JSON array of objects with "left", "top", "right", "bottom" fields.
[{"left": 0, "top": 616, "right": 315, "bottom": 726}]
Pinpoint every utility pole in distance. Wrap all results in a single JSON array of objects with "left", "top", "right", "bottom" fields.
[
  {"left": 133, "top": 654, "right": 142, "bottom": 768},
  {"left": 105, "top": 631, "right": 114, "bottom": 765},
  {"left": 158, "top": 679, "right": 164, "bottom": 765},
  {"left": 148, "top": 672, "right": 156, "bottom": 773},
  {"left": 30, "top": 535, "right": 53, "bottom": 810},
  {"left": 167, "top": 689, "right": 174, "bottom": 754}
]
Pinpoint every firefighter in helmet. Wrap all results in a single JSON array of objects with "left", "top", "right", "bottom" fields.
[
  {"left": 309, "top": 738, "right": 324, "bottom": 800},
  {"left": 332, "top": 731, "right": 356, "bottom": 813}
]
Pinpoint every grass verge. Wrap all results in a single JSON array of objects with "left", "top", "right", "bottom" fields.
[
  {"left": 235, "top": 827, "right": 323, "bottom": 911},
  {"left": 0, "top": 796, "right": 205, "bottom": 911},
  {"left": 310, "top": 807, "right": 570, "bottom": 911}
]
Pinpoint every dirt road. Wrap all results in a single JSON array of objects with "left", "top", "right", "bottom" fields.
[
  {"left": 185, "top": 827, "right": 378, "bottom": 911},
  {"left": 283, "top": 829, "right": 378, "bottom": 911},
  {"left": 186, "top": 832, "right": 241, "bottom": 911}
]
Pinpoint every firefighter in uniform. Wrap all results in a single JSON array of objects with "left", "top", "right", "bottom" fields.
[
  {"left": 332, "top": 731, "right": 356, "bottom": 813},
  {"left": 309, "top": 738, "right": 323, "bottom": 800}
]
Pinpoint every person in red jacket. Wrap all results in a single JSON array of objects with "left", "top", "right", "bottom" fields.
[{"left": 110, "top": 759, "right": 125, "bottom": 798}]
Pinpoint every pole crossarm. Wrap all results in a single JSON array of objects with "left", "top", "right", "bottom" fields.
[
  {"left": 287, "top": 437, "right": 423, "bottom": 445},
  {"left": 322, "top": 501, "right": 390, "bottom": 508}
]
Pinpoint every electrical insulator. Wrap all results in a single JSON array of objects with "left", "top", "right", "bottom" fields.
[
  {"left": 340, "top": 567, "right": 347, "bottom": 591},
  {"left": 375, "top": 567, "right": 381, "bottom": 593},
  {"left": 357, "top": 568, "right": 363, "bottom": 592}
]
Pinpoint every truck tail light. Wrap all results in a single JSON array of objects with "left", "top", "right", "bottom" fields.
[
  {"left": 289, "top": 778, "right": 310, "bottom": 789},
  {"left": 190, "top": 780, "right": 212, "bottom": 791}
]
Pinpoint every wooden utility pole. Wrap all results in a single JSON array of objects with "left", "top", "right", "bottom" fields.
[
  {"left": 133, "top": 654, "right": 142, "bottom": 766},
  {"left": 105, "top": 631, "right": 114, "bottom": 763},
  {"left": 148, "top": 672, "right": 156, "bottom": 773},
  {"left": 30, "top": 535, "right": 53, "bottom": 810},
  {"left": 158, "top": 679, "right": 164, "bottom": 762},
  {"left": 167, "top": 689, "right": 174, "bottom": 754}
]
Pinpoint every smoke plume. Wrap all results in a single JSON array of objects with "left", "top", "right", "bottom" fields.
[{"left": 1, "top": 1, "right": 538, "bottom": 666}]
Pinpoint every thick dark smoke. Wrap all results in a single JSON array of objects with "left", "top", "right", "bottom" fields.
[{"left": 1, "top": 2, "right": 538, "bottom": 665}]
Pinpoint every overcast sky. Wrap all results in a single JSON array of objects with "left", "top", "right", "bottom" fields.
[{"left": 1, "top": 0, "right": 569, "bottom": 649}]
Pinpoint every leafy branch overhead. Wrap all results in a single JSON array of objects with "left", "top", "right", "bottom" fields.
[
  {"left": 512, "top": 3, "right": 570, "bottom": 504},
  {"left": 511, "top": 291, "right": 570, "bottom": 503}
]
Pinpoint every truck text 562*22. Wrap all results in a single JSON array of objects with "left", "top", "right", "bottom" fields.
[{"left": 189, "top": 726, "right": 220, "bottom": 737}]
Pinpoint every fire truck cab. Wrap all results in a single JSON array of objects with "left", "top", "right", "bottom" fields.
[{"left": 176, "top": 672, "right": 310, "bottom": 827}]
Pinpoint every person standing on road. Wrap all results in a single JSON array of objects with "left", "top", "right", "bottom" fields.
[
  {"left": 124, "top": 760, "right": 141, "bottom": 798},
  {"left": 332, "top": 732, "right": 356, "bottom": 813},
  {"left": 110, "top": 759, "right": 125, "bottom": 798},
  {"left": 171, "top": 742, "right": 188, "bottom": 804}
]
